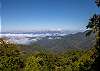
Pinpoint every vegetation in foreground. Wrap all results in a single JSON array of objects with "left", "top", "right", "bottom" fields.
[
  {"left": 0, "top": 38, "right": 97, "bottom": 71},
  {"left": 0, "top": 0, "right": 100, "bottom": 71}
]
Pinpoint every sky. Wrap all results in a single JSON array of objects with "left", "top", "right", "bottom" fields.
[{"left": 1, "top": 0, "right": 100, "bottom": 32}]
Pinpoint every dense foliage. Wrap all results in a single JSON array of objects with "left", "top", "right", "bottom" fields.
[
  {"left": 0, "top": 38, "right": 97, "bottom": 71},
  {"left": 0, "top": 1, "right": 99, "bottom": 70},
  {"left": 0, "top": 39, "right": 24, "bottom": 71},
  {"left": 86, "top": 0, "right": 100, "bottom": 71}
]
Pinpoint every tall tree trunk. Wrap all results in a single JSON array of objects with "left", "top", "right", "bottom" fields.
[
  {"left": 96, "top": 30, "right": 100, "bottom": 53},
  {"left": 92, "top": 30, "right": 100, "bottom": 71}
]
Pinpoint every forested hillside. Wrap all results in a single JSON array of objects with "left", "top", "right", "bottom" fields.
[
  {"left": 34, "top": 31, "right": 95, "bottom": 52},
  {"left": 0, "top": 38, "right": 97, "bottom": 71},
  {"left": 7, "top": 31, "right": 95, "bottom": 54},
  {"left": 0, "top": 0, "right": 100, "bottom": 71}
]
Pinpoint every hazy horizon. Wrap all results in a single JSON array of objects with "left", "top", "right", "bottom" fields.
[{"left": 1, "top": 0, "right": 100, "bottom": 32}]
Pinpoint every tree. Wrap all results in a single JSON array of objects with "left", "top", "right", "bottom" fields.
[
  {"left": 86, "top": 0, "right": 100, "bottom": 71},
  {"left": 24, "top": 56, "right": 41, "bottom": 71},
  {"left": 86, "top": 0, "right": 100, "bottom": 54},
  {"left": 86, "top": 14, "right": 100, "bottom": 50},
  {"left": 95, "top": 0, "right": 100, "bottom": 7},
  {"left": 0, "top": 39, "right": 24, "bottom": 71}
]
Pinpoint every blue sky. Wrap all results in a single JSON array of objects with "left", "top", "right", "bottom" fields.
[{"left": 1, "top": 0, "right": 100, "bottom": 32}]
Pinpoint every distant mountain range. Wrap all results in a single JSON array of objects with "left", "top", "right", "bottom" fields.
[
  {"left": 32, "top": 31, "right": 95, "bottom": 52},
  {"left": 0, "top": 30, "right": 77, "bottom": 44},
  {"left": 0, "top": 31, "right": 95, "bottom": 53}
]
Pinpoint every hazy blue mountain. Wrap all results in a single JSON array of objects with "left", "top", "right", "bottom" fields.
[
  {"left": 0, "top": 31, "right": 95, "bottom": 53},
  {"left": 33, "top": 31, "right": 95, "bottom": 52}
]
